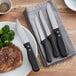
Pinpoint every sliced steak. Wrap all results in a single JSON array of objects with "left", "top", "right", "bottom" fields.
[{"left": 0, "top": 44, "right": 23, "bottom": 73}]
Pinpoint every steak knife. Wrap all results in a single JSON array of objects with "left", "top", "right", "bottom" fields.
[
  {"left": 16, "top": 19, "right": 40, "bottom": 72},
  {"left": 46, "top": 3, "right": 68, "bottom": 57},
  {"left": 35, "top": 16, "right": 52, "bottom": 62},
  {"left": 39, "top": 10, "right": 59, "bottom": 57}
]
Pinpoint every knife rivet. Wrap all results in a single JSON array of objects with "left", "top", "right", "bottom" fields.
[
  {"left": 57, "top": 31, "right": 59, "bottom": 33},
  {"left": 58, "top": 34, "right": 61, "bottom": 37},
  {"left": 27, "top": 45, "right": 30, "bottom": 48},
  {"left": 29, "top": 49, "right": 31, "bottom": 51}
]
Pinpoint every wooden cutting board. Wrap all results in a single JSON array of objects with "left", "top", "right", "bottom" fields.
[{"left": 0, "top": 0, "right": 76, "bottom": 76}]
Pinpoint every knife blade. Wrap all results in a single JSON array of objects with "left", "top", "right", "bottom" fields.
[
  {"left": 46, "top": 3, "right": 68, "bottom": 57},
  {"left": 16, "top": 19, "right": 40, "bottom": 72},
  {"left": 39, "top": 10, "right": 59, "bottom": 57},
  {"left": 35, "top": 16, "right": 52, "bottom": 62}
]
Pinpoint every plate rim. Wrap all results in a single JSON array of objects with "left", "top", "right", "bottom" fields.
[{"left": 64, "top": 0, "right": 76, "bottom": 11}]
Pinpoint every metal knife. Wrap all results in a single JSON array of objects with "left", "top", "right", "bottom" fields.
[
  {"left": 16, "top": 19, "right": 40, "bottom": 72},
  {"left": 46, "top": 3, "right": 68, "bottom": 57},
  {"left": 39, "top": 10, "right": 59, "bottom": 57},
  {"left": 35, "top": 16, "right": 52, "bottom": 62}
]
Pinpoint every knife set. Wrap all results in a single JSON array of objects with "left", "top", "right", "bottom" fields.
[{"left": 24, "top": 0, "right": 76, "bottom": 66}]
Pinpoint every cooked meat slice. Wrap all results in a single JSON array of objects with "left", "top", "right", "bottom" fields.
[{"left": 0, "top": 44, "right": 23, "bottom": 73}]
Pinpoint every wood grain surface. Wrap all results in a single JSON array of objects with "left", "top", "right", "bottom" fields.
[{"left": 0, "top": 0, "right": 76, "bottom": 76}]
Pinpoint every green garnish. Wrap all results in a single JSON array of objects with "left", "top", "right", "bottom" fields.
[
  {"left": 0, "top": 38, "right": 3, "bottom": 49},
  {"left": 0, "top": 25, "right": 15, "bottom": 49},
  {"left": 0, "top": 30, "right": 3, "bottom": 35},
  {"left": 1, "top": 34, "right": 9, "bottom": 41},
  {"left": 8, "top": 30, "right": 15, "bottom": 40},
  {"left": 3, "top": 40, "right": 12, "bottom": 46},
  {"left": 2, "top": 25, "right": 10, "bottom": 33}
]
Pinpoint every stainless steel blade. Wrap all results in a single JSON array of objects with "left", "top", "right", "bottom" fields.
[
  {"left": 16, "top": 19, "right": 29, "bottom": 44},
  {"left": 39, "top": 10, "right": 51, "bottom": 36},
  {"left": 35, "top": 16, "right": 45, "bottom": 41},
  {"left": 47, "top": 3, "right": 58, "bottom": 29}
]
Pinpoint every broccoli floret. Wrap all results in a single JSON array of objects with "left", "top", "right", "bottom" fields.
[
  {"left": 8, "top": 30, "right": 15, "bottom": 36},
  {"left": 8, "top": 30, "right": 15, "bottom": 40},
  {"left": 0, "top": 34, "right": 13, "bottom": 47},
  {"left": 2, "top": 25, "right": 10, "bottom": 34},
  {"left": 3, "top": 40, "right": 12, "bottom": 46},
  {"left": 0, "top": 42, "right": 3, "bottom": 49},
  {"left": 1, "top": 31, "right": 15, "bottom": 42},
  {"left": 0, "top": 38, "right": 3, "bottom": 49},
  {"left": 1, "top": 34, "right": 9, "bottom": 42},
  {"left": 0, "top": 25, "right": 15, "bottom": 48},
  {"left": 9, "top": 35, "right": 14, "bottom": 41},
  {"left": 0, "top": 29, "right": 3, "bottom": 35}
]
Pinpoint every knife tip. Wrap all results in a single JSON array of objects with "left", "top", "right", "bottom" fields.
[
  {"left": 47, "top": 3, "right": 50, "bottom": 9},
  {"left": 15, "top": 19, "right": 22, "bottom": 30},
  {"left": 39, "top": 10, "right": 42, "bottom": 14},
  {"left": 38, "top": 10, "right": 43, "bottom": 17},
  {"left": 16, "top": 19, "right": 19, "bottom": 23}
]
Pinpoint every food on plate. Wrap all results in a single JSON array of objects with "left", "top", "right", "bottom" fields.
[
  {"left": 0, "top": 25, "right": 15, "bottom": 48},
  {"left": 0, "top": 3, "right": 9, "bottom": 12},
  {"left": 0, "top": 25, "right": 23, "bottom": 73},
  {"left": 0, "top": 44, "right": 23, "bottom": 73}
]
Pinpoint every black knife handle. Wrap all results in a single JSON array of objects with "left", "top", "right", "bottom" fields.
[
  {"left": 41, "top": 39, "right": 52, "bottom": 62},
  {"left": 54, "top": 28, "right": 68, "bottom": 57},
  {"left": 24, "top": 42, "right": 40, "bottom": 72},
  {"left": 48, "top": 34, "right": 59, "bottom": 57}
]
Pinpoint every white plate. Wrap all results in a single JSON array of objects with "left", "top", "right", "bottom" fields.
[
  {"left": 0, "top": 22, "right": 38, "bottom": 76},
  {"left": 64, "top": 0, "right": 76, "bottom": 11}
]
